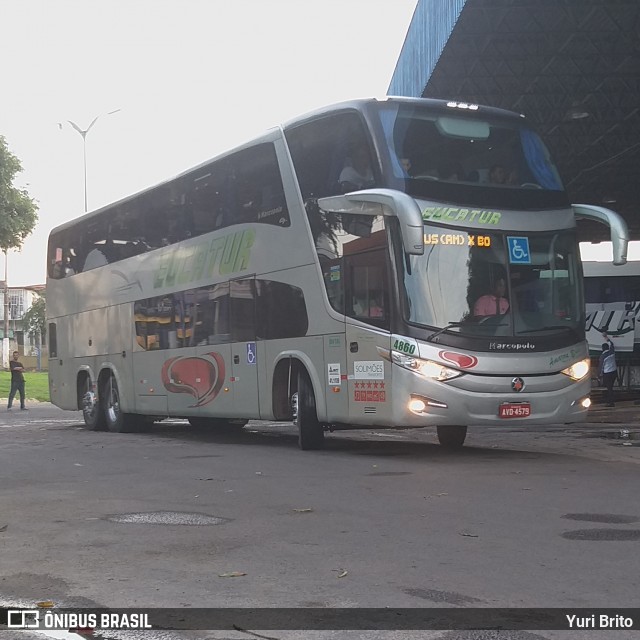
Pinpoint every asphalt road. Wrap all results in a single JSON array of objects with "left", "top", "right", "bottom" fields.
[{"left": 0, "top": 402, "right": 639, "bottom": 640}]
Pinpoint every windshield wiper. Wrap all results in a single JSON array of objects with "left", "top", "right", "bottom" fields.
[
  {"left": 519, "top": 325, "right": 573, "bottom": 334},
  {"left": 427, "top": 322, "right": 464, "bottom": 342}
]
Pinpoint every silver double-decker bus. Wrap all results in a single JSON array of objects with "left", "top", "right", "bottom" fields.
[{"left": 47, "top": 97, "right": 628, "bottom": 449}]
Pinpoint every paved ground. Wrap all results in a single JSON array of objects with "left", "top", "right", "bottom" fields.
[{"left": 1, "top": 400, "right": 639, "bottom": 640}]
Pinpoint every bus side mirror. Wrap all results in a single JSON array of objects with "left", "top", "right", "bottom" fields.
[
  {"left": 318, "top": 188, "right": 424, "bottom": 255},
  {"left": 573, "top": 204, "right": 629, "bottom": 265}
]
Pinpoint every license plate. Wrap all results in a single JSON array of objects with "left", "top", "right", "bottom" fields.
[{"left": 499, "top": 402, "right": 531, "bottom": 418}]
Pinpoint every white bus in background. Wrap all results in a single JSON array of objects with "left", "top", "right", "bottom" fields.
[
  {"left": 47, "top": 97, "right": 628, "bottom": 450},
  {"left": 581, "top": 242, "right": 640, "bottom": 388}
]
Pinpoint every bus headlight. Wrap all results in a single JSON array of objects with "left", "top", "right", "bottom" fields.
[
  {"left": 561, "top": 358, "right": 591, "bottom": 381},
  {"left": 392, "top": 352, "right": 462, "bottom": 381}
]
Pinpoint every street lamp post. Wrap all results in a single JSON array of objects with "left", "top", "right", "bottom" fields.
[{"left": 65, "top": 109, "right": 121, "bottom": 212}]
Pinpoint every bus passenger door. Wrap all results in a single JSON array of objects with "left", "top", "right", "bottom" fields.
[
  {"left": 344, "top": 248, "right": 393, "bottom": 425},
  {"left": 228, "top": 277, "right": 261, "bottom": 419}
]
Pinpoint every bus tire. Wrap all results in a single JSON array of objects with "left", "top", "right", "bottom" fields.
[
  {"left": 82, "top": 378, "right": 106, "bottom": 431},
  {"left": 437, "top": 425, "right": 467, "bottom": 449},
  {"left": 102, "top": 375, "right": 143, "bottom": 433},
  {"left": 296, "top": 370, "right": 324, "bottom": 450}
]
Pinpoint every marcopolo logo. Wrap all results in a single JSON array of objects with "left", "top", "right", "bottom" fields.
[{"left": 353, "top": 361, "right": 384, "bottom": 380}]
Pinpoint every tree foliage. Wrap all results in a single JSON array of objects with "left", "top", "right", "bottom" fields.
[
  {"left": 0, "top": 135, "right": 39, "bottom": 251},
  {"left": 22, "top": 294, "right": 46, "bottom": 340}
]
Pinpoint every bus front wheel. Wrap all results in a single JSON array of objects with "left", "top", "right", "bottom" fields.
[
  {"left": 437, "top": 425, "right": 467, "bottom": 449},
  {"left": 102, "top": 375, "right": 145, "bottom": 433},
  {"left": 296, "top": 371, "right": 324, "bottom": 450}
]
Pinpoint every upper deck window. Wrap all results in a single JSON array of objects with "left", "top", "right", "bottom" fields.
[
  {"left": 375, "top": 102, "right": 568, "bottom": 210},
  {"left": 285, "top": 111, "right": 377, "bottom": 203},
  {"left": 48, "top": 142, "right": 289, "bottom": 279}
]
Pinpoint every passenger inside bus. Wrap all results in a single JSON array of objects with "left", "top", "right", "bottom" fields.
[
  {"left": 488, "top": 164, "right": 508, "bottom": 184},
  {"left": 82, "top": 245, "right": 109, "bottom": 271},
  {"left": 400, "top": 157, "right": 412, "bottom": 176},
  {"left": 339, "top": 144, "right": 375, "bottom": 192},
  {"left": 438, "top": 160, "right": 464, "bottom": 181},
  {"left": 368, "top": 294, "right": 384, "bottom": 318},
  {"left": 63, "top": 252, "right": 76, "bottom": 277},
  {"left": 51, "top": 258, "right": 64, "bottom": 279}
]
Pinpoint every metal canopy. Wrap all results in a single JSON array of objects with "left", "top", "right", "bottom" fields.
[{"left": 390, "top": 0, "right": 640, "bottom": 240}]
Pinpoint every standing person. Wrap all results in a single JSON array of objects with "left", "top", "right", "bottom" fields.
[
  {"left": 598, "top": 332, "right": 618, "bottom": 407},
  {"left": 7, "top": 350, "right": 27, "bottom": 411}
]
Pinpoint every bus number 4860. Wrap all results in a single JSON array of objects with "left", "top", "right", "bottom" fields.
[{"left": 393, "top": 340, "right": 416, "bottom": 355}]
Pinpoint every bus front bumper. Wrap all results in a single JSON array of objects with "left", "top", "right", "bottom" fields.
[{"left": 392, "top": 369, "right": 591, "bottom": 427}]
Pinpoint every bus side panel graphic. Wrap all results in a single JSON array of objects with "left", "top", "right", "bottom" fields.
[{"left": 161, "top": 353, "right": 226, "bottom": 407}]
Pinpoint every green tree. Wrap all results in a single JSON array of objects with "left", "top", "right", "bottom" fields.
[
  {"left": 22, "top": 294, "right": 46, "bottom": 342},
  {"left": 0, "top": 135, "right": 38, "bottom": 251}
]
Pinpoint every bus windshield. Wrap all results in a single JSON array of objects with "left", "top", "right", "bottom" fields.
[
  {"left": 401, "top": 226, "right": 584, "bottom": 340},
  {"left": 376, "top": 102, "right": 569, "bottom": 210}
]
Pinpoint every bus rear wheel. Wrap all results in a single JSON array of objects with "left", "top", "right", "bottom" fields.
[
  {"left": 82, "top": 378, "right": 106, "bottom": 431},
  {"left": 437, "top": 425, "right": 467, "bottom": 449},
  {"left": 102, "top": 375, "right": 145, "bottom": 433},
  {"left": 296, "top": 370, "right": 324, "bottom": 450}
]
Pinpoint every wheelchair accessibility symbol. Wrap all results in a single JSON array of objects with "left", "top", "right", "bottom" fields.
[
  {"left": 507, "top": 236, "right": 531, "bottom": 264},
  {"left": 246, "top": 342, "right": 257, "bottom": 365}
]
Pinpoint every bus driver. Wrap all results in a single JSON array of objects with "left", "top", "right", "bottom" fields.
[{"left": 474, "top": 277, "right": 510, "bottom": 318}]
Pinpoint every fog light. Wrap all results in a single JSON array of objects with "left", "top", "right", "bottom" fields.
[
  {"left": 408, "top": 399, "right": 427, "bottom": 413},
  {"left": 572, "top": 396, "right": 591, "bottom": 409}
]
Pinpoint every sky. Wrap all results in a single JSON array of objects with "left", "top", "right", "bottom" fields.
[{"left": 1, "top": 0, "right": 418, "bottom": 286}]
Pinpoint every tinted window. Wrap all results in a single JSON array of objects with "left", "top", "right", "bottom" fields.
[
  {"left": 48, "top": 323, "right": 57, "bottom": 358},
  {"left": 48, "top": 143, "right": 289, "bottom": 279},
  {"left": 230, "top": 279, "right": 256, "bottom": 342},
  {"left": 584, "top": 276, "right": 640, "bottom": 303},
  {"left": 134, "top": 284, "right": 231, "bottom": 350},
  {"left": 134, "top": 278, "right": 308, "bottom": 350},
  {"left": 310, "top": 207, "right": 390, "bottom": 328},
  {"left": 193, "top": 283, "right": 231, "bottom": 345},
  {"left": 346, "top": 249, "right": 388, "bottom": 327},
  {"left": 255, "top": 280, "right": 308, "bottom": 339},
  {"left": 285, "top": 111, "right": 377, "bottom": 202},
  {"left": 375, "top": 102, "right": 569, "bottom": 211}
]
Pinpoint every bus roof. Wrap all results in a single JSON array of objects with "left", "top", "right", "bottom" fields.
[
  {"left": 281, "top": 96, "right": 528, "bottom": 130},
  {"left": 50, "top": 96, "right": 529, "bottom": 238}
]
